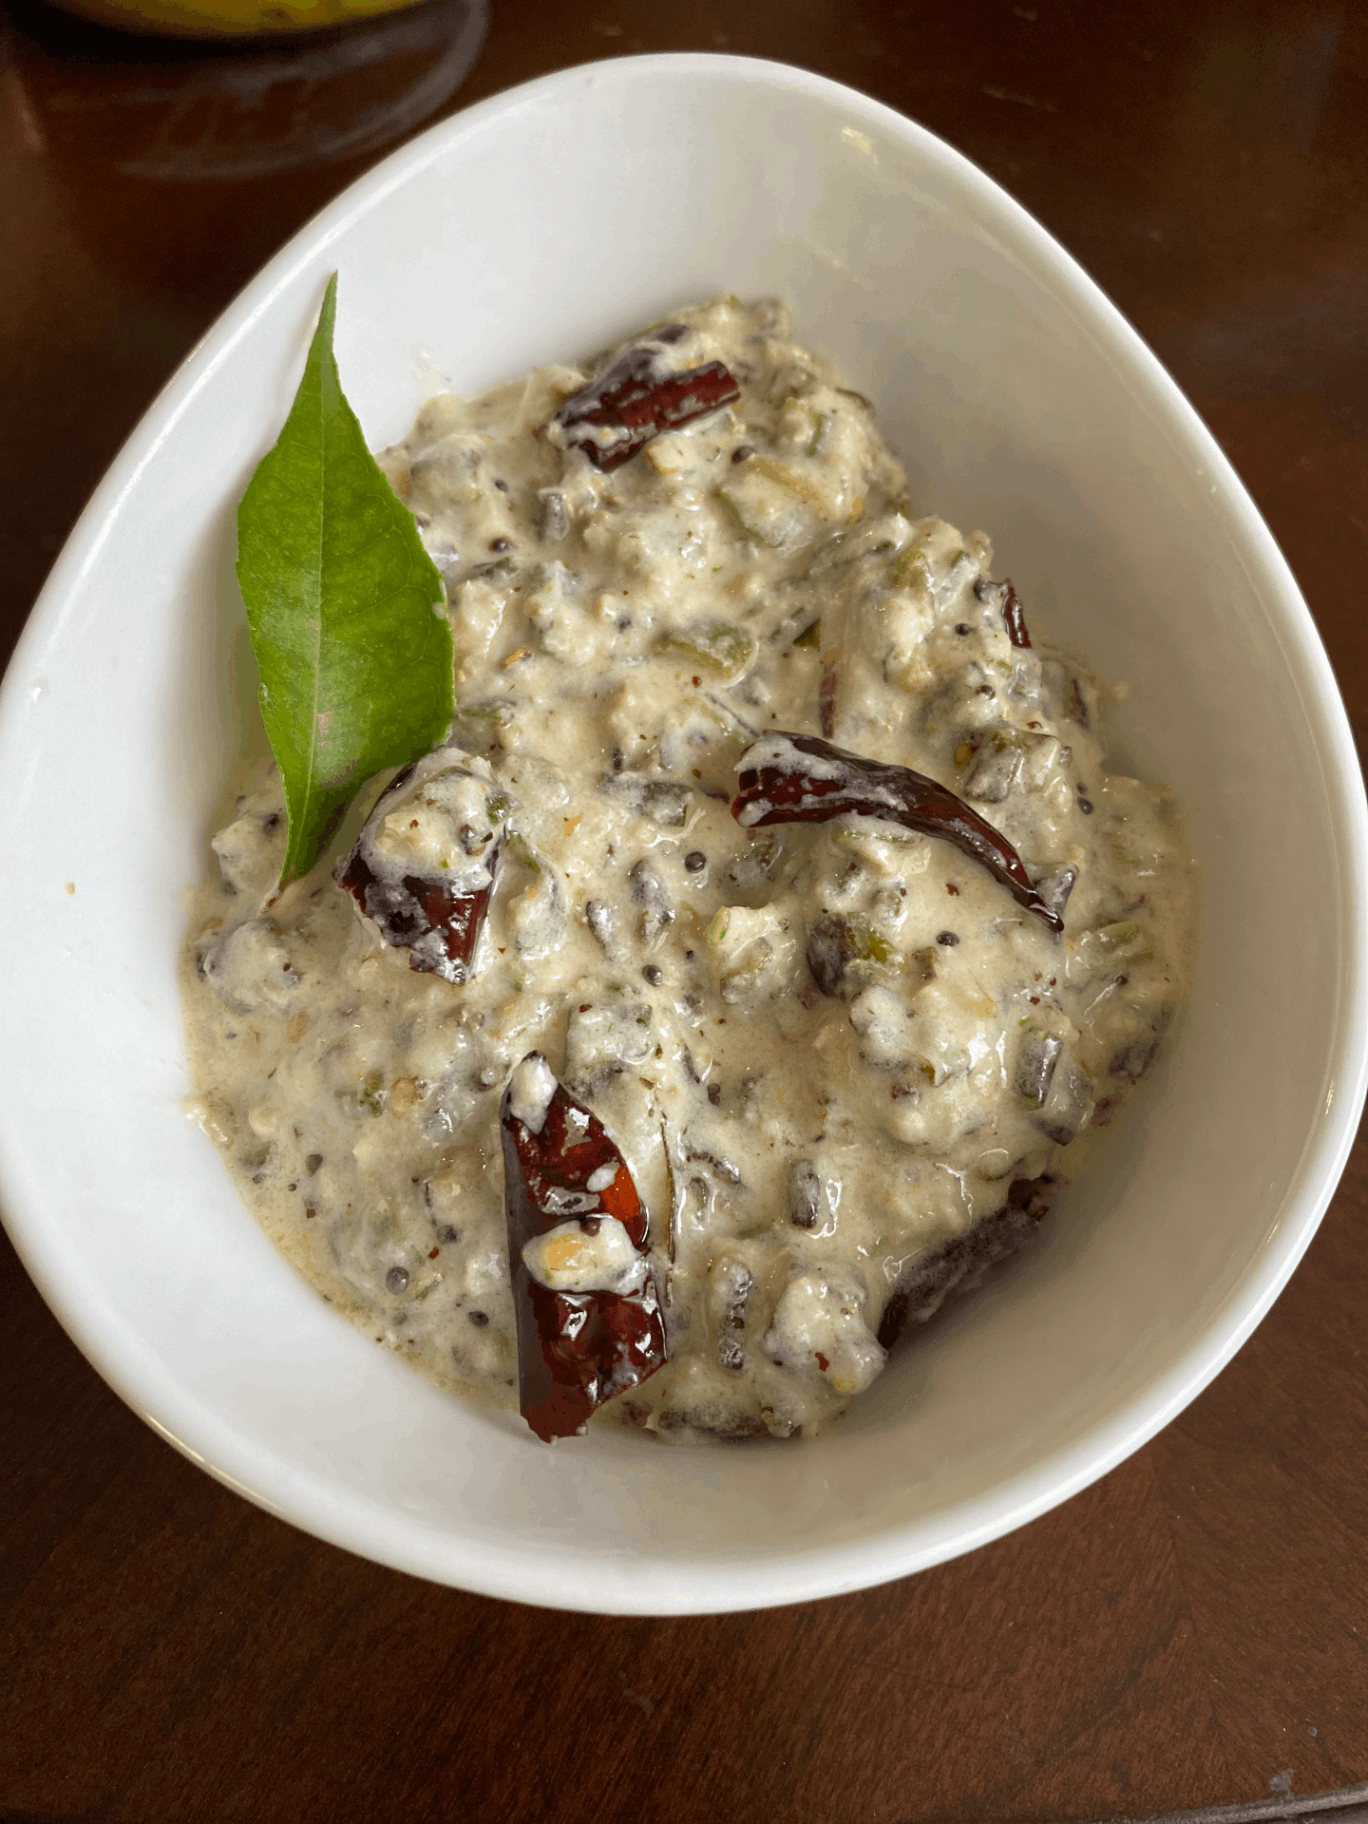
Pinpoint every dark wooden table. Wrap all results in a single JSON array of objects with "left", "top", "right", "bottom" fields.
[{"left": 4, "top": 3, "right": 1368, "bottom": 1820}]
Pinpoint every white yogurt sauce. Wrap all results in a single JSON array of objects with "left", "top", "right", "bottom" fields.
[{"left": 182, "top": 296, "right": 1195, "bottom": 1442}]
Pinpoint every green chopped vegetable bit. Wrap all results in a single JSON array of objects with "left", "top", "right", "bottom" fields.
[
  {"left": 806, "top": 412, "right": 827, "bottom": 458},
  {"left": 1097, "top": 920, "right": 1153, "bottom": 955},
  {"left": 718, "top": 488, "right": 768, "bottom": 542},
  {"left": 851, "top": 926, "right": 893, "bottom": 965},
  {"left": 664, "top": 617, "right": 756, "bottom": 682},
  {"left": 1076, "top": 920, "right": 1155, "bottom": 974},
  {"left": 451, "top": 701, "right": 513, "bottom": 754},
  {"left": 358, "top": 1070, "right": 386, "bottom": 1117},
  {"left": 753, "top": 456, "right": 822, "bottom": 505},
  {"left": 892, "top": 547, "right": 929, "bottom": 590},
  {"left": 793, "top": 619, "right": 821, "bottom": 649},
  {"left": 718, "top": 464, "right": 814, "bottom": 547},
  {"left": 235, "top": 275, "right": 454, "bottom": 886},
  {"left": 506, "top": 833, "right": 541, "bottom": 872}
]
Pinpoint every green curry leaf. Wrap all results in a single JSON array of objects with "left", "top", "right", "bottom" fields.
[{"left": 235, "top": 273, "right": 453, "bottom": 885}]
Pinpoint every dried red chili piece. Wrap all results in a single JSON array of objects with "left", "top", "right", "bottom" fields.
[
  {"left": 1001, "top": 580, "right": 1031, "bottom": 649},
  {"left": 975, "top": 574, "right": 1032, "bottom": 649},
  {"left": 337, "top": 846, "right": 496, "bottom": 983},
  {"left": 552, "top": 326, "right": 741, "bottom": 472},
  {"left": 336, "top": 755, "right": 503, "bottom": 983},
  {"left": 731, "top": 732, "right": 1063, "bottom": 934},
  {"left": 500, "top": 1053, "right": 666, "bottom": 1442}
]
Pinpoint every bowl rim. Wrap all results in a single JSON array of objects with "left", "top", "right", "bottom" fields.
[{"left": 3, "top": 50, "right": 1366, "bottom": 1615}]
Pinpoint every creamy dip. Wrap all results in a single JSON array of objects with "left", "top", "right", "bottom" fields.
[{"left": 183, "top": 296, "right": 1194, "bottom": 1442}]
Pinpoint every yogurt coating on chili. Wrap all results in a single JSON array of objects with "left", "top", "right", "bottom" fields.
[{"left": 182, "top": 297, "right": 1195, "bottom": 1442}]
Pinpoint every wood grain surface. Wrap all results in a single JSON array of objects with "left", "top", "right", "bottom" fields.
[{"left": 3, "top": 1, "right": 1367, "bottom": 1819}]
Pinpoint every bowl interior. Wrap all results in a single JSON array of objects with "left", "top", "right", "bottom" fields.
[{"left": 1, "top": 54, "right": 1363, "bottom": 1614}]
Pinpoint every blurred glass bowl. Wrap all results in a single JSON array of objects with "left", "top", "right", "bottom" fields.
[
  {"left": 44, "top": 0, "right": 435, "bottom": 39},
  {"left": 10, "top": 0, "right": 487, "bottom": 182}
]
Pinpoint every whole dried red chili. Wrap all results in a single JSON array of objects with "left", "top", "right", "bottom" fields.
[
  {"left": 500, "top": 1054, "right": 666, "bottom": 1442},
  {"left": 731, "top": 732, "right": 1063, "bottom": 933},
  {"left": 552, "top": 325, "right": 741, "bottom": 472}
]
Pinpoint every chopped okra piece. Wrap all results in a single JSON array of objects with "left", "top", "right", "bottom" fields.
[
  {"left": 447, "top": 699, "right": 514, "bottom": 757},
  {"left": 509, "top": 849, "right": 567, "bottom": 960},
  {"left": 538, "top": 488, "right": 568, "bottom": 543},
  {"left": 1074, "top": 920, "right": 1155, "bottom": 977},
  {"left": 706, "top": 902, "right": 789, "bottom": 1002},
  {"left": 1016, "top": 1030, "right": 1063, "bottom": 1106},
  {"left": 877, "top": 1176, "right": 1056, "bottom": 1347},
  {"left": 714, "top": 1259, "right": 753, "bottom": 1372},
  {"left": 1108, "top": 1006, "right": 1174, "bottom": 1082},
  {"left": 1032, "top": 1053, "right": 1094, "bottom": 1146},
  {"left": 804, "top": 917, "right": 899, "bottom": 1003},
  {"left": 598, "top": 772, "right": 692, "bottom": 828},
  {"left": 628, "top": 860, "right": 674, "bottom": 945},
  {"left": 789, "top": 1159, "right": 832, "bottom": 1231},
  {"left": 663, "top": 617, "right": 756, "bottom": 682},
  {"left": 805, "top": 913, "right": 860, "bottom": 1000},
  {"left": 1036, "top": 865, "right": 1079, "bottom": 921},
  {"left": 723, "top": 831, "right": 783, "bottom": 890},
  {"left": 1110, "top": 1032, "right": 1162, "bottom": 1083},
  {"left": 583, "top": 897, "right": 621, "bottom": 957},
  {"left": 964, "top": 730, "right": 1023, "bottom": 805},
  {"left": 718, "top": 465, "right": 811, "bottom": 548}
]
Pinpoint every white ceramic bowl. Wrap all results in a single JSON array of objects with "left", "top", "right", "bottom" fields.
[{"left": 2, "top": 54, "right": 1365, "bottom": 1616}]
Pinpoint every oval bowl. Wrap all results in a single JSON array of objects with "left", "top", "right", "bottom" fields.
[{"left": 2, "top": 53, "right": 1365, "bottom": 1615}]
